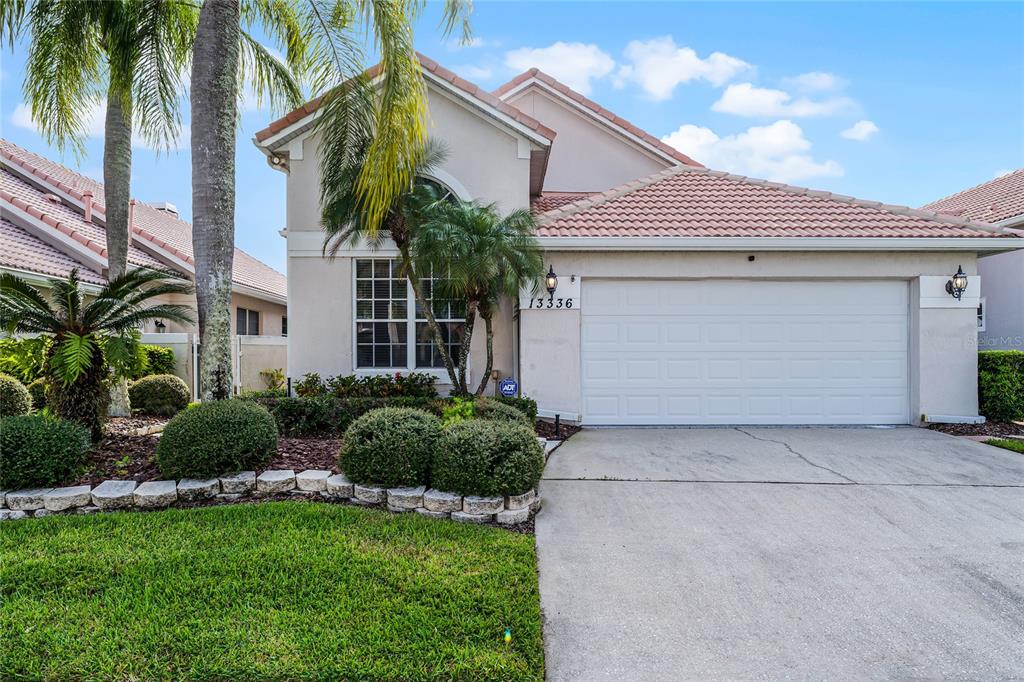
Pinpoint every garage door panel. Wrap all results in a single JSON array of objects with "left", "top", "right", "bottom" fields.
[{"left": 581, "top": 280, "right": 909, "bottom": 425}]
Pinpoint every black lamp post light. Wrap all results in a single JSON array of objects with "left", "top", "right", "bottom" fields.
[{"left": 945, "top": 265, "right": 969, "bottom": 301}]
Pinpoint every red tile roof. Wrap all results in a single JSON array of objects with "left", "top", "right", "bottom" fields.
[
  {"left": 531, "top": 191, "right": 599, "bottom": 214},
  {"left": 254, "top": 53, "right": 556, "bottom": 144},
  {"left": 0, "top": 139, "right": 286, "bottom": 298},
  {"left": 537, "top": 166, "right": 1013, "bottom": 239},
  {"left": 494, "top": 69, "right": 702, "bottom": 169},
  {"left": 922, "top": 169, "right": 1024, "bottom": 226},
  {"left": 0, "top": 216, "right": 107, "bottom": 285}
]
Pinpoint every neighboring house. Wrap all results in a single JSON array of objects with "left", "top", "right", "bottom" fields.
[
  {"left": 0, "top": 139, "right": 288, "bottom": 393},
  {"left": 923, "top": 170, "right": 1024, "bottom": 351},
  {"left": 254, "top": 53, "right": 1022, "bottom": 426}
]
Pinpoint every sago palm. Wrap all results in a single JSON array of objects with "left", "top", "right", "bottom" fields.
[
  {"left": 0, "top": 268, "right": 194, "bottom": 440},
  {"left": 191, "top": 1, "right": 470, "bottom": 400},
  {"left": 412, "top": 201, "right": 544, "bottom": 395}
]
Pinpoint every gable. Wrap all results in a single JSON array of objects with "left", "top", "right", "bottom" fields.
[{"left": 505, "top": 85, "right": 674, "bottom": 193}]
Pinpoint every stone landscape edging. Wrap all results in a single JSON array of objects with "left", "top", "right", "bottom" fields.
[{"left": 0, "top": 469, "right": 542, "bottom": 527}]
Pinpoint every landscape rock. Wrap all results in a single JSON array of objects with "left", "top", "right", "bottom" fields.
[
  {"left": 451, "top": 511, "right": 492, "bottom": 524},
  {"left": 353, "top": 484, "right": 386, "bottom": 504},
  {"left": 415, "top": 507, "right": 450, "bottom": 519},
  {"left": 91, "top": 480, "right": 137, "bottom": 509},
  {"left": 216, "top": 493, "right": 241, "bottom": 501},
  {"left": 134, "top": 480, "right": 178, "bottom": 508},
  {"left": 6, "top": 488, "right": 53, "bottom": 511},
  {"left": 177, "top": 478, "right": 219, "bottom": 502},
  {"left": 296, "top": 469, "right": 332, "bottom": 492},
  {"left": 219, "top": 471, "right": 256, "bottom": 494},
  {"left": 505, "top": 489, "right": 536, "bottom": 510},
  {"left": 33, "top": 509, "right": 50, "bottom": 518},
  {"left": 463, "top": 495, "right": 504, "bottom": 515},
  {"left": 423, "top": 489, "right": 462, "bottom": 513},
  {"left": 0, "top": 509, "right": 28, "bottom": 520},
  {"left": 325, "top": 474, "right": 354, "bottom": 498},
  {"left": 530, "top": 496, "right": 542, "bottom": 514},
  {"left": 0, "top": 490, "right": 7, "bottom": 508},
  {"left": 386, "top": 504, "right": 412, "bottom": 513},
  {"left": 77, "top": 506, "right": 101, "bottom": 515},
  {"left": 496, "top": 507, "right": 530, "bottom": 526},
  {"left": 387, "top": 485, "right": 425, "bottom": 509},
  {"left": 44, "top": 485, "right": 93, "bottom": 512},
  {"left": 256, "top": 469, "right": 295, "bottom": 493}
]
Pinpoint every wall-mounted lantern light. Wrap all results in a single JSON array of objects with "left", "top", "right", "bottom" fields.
[
  {"left": 945, "top": 265, "right": 968, "bottom": 301},
  {"left": 154, "top": 320, "right": 167, "bottom": 333},
  {"left": 545, "top": 265, "right": 558, "bottom": 297}
]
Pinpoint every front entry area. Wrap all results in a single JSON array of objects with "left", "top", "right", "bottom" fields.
[{"left": 580, "top": 279, "right": 910, "bottom": 425}]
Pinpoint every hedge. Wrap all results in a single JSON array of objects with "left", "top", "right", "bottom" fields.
[
  {"left": 432, "top": 420, "right": 544, "bottom": 497},
  {"left": 495, "top": 395, "right": 538, "bottom": 422},
  {"left": 0, "top": 414, "right": 90, "bottom": 489},
  {"left": 978, "top": 351, "right": 1024, "bottom": 422},
  {"left": 240, "top": 394, "right": 446, "bottom": 437},
  {"left": 27, "top": 378, "right": 48, "bottom": 411},
  {"left": 131, "top": 345, "right": 177, "bottom": 380},
  {"left": 129, "top": 374, "right": 191, "bottom": 416},
  {"left": 338, "top": 408, "right": 441, "bottom": 487},
  {"left": 0, "top": 374, "right": 32, "bottom": 417},
  {"left": 475, "top": 398, "right": 531, "bottom": 426},
  {"left": 293, "top": 372, "right": 438, "bottom": 399},
  {"left": 156, "top": 400, "right": 278, "bottom": 479}
]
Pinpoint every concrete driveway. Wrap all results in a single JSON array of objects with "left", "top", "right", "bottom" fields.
[{"left": 535, "top": 427, "right": 1024, "bottom": 680}]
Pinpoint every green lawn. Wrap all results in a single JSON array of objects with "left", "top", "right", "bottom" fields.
[
  {"left": 986, "top": 438, "right": 1024, "bottom": 454},
  {"left": 0, "top": 502, "right": 544, "bottom": 681}
]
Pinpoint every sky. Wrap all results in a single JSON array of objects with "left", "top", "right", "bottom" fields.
[{"left": 1, "top": 2, "right": 1022, "bottom": 274}]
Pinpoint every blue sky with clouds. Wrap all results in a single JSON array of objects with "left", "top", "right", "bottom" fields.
[{"left": 2, "top": 1, "right": 1022, "bottom": 273}]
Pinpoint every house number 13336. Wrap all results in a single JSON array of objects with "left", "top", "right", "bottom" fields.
[{"left": 527, "top": 297, "right": 573, "bottom": 309}]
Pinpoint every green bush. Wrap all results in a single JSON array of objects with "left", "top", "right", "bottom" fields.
[
  {"left": 240, "top": 395, "right": 446, "bottom": 437},
  {"left": 26, "top": 378, "right": 48, "bottom": 411},
  {"left": 433, "top": 420, "right": 544, "bottom": 497},
  {"left": 129, "top": 345, "right": 176, "bottom": 380},
  {"left": 294, "top": 371, "right": 438, "bottom": 399},
  {"left": 495, "top": 395, "right": 538, "bottom": 422},
  {"left": 474, "top": 397, "right": 531, "bottom": 426},
  {"left": 0, "top": 337, "right": 50, "bottom": 384},
  {"left": 0, "top": 374, "right": 32, "bottom": 417},
  {"left": 156, "top": 400, "right": 278, "bottom": 479},
  {"left": 978, "top": 351, "right": 1024, "bottom": 422},
  {"left": 129, "top": 374, "right": 191, "bottom": 416},
  {"left": 339, "top": 408, "right": 441, "bottom": 487},
  {"left": 0, "top": 414, "right": 90, "bottom": 489}
]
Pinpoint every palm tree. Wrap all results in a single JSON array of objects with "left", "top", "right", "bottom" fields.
[
  {"left": 412, "top": 201, "right": 544, "bottom": 396},
  {"left": 322, "top": 139, "right": 462, "bottom": 385},
  {"left": 2, "top": 0, "right": 197, "bottom": 279},
  {"left": 0, "top": 268, "right": 194, "bottom": 440},
  {"left": 190, "top": 1, "right": 471, "bottom": 400}
]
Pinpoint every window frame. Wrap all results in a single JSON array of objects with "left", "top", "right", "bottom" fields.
[
  {"left": 351, "top": 257, "right": 468, "bottom": 380},
  {"left": 281, "top": 316, "right": 288, "bottom": 337},
  {"left": 977, "top": 296, "right": 986, "bottom": 332},
  {"left": 236, "top": 307, "right": 260, "bottom": 336}
]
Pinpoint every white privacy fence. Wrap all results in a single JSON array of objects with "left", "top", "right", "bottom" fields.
[{"left": 141, "top": 333, "right": 287, "bottom": 399}]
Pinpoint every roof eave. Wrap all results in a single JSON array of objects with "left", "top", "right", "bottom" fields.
[{"left": 535, "top": 236, "right": 1024, "bottom": 255}]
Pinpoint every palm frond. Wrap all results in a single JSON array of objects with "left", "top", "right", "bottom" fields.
[
  {"left": 49, "top": 332, "right": 96, "bottom": 385},
  {"left": 239, "top": 28, "right": 304, "bottom": 115}
]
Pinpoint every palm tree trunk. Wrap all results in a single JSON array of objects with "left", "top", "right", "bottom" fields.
[
  {"left": 190, "top": 0, "right": 240, "bottom": 401},
  {"left": 474, "top": 311, "right": 495, "bottom": 397},
  {"left": 103, "top": 88, "right": 132, "bottom": 280},
  {"left": 457, "top": 299, "right": 478, "bottom": 394},
  {"left": 399, "top": 244, "right": 459, "bottom": 387}
]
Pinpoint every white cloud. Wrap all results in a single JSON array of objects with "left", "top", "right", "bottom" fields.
[
  {"left": 453, "top": 64, "right": 494, "bottom": 82},
  {"left": 994, "top": 169, "right": 1013, "bottom": 178},
  {"left": 504, "top": 42, "right": 614, "bottom": 95},
  {"left": 712, "top": 82, "right": 852, "bottom": 117},
  {"left": 614, "top": 36, "right": 750, "bottom": 100},
  {"left": 840, "top": 119, "right": 879, "bottom": 141},
  {"left": 784, "top": 71, "right": 844, "bottom": 92},
  {"left": 661, "top": 119, "right": 843, "bottom": 183},
  {"left": 11, "top": 100, "right": 184, "bottom": 151},
  {"left": 454, "top": 37, "right": 499, "bottom": 49}
]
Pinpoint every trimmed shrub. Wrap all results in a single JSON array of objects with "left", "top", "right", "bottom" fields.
[
  {"left": 0, "top": 374, "right": 32, "bottom": 417},
  {"left": 294, "top": 371, "right": 438, "bottom": 399},
  {"left": 978, "top": 351, "right": 1024, "bottom": 422},
  {"left": 0, "top": 414, "right": 90, "bottom": 489},
  {"left": 240, "top": 395, "right": 447, "bottom": 437},
  {"left": 433, "top": 420, "right": 544, "bottom": 497},
  {"left": 129, "top": 374, "right": 191, "bottom": 416},
  {"left": 26, "top": 378, "right": 48, "bottom": 411},
  {"left": 495, "top": 395, "right": 538, "bottom": 422},
  {"left": 339, "top": 408, "right": 441, "bottom": 487},
  {"left": 474, "top": 397, "right": 531, "bottom": 426},
  {"left": 156, "top": 400, "right": 277, "bottom": 479}
]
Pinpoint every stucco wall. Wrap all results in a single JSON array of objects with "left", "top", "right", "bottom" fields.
[
  {"left": 505, "top": 87, "right": 670, "bottom": 192},
  {"left": 519, "top": 250, "right": 981, "bottom": 424},
  {"left": 978, "top": 250, "right": 1023, "bottom": 350}
]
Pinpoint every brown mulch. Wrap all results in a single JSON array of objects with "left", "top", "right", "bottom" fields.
[
  {"left": 927, "top": 421, "right": 1024, "bottom": 438},
  {"left": 535, "top": 418, "right": 581, "bottom": 441},
  {"left": 104, "top": 416, "right": 170, "bottom": 436}
]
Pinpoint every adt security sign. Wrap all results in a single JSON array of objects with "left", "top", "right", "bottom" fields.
[{"left": 498, "top": 378, "right": 519, "bottom": 398}]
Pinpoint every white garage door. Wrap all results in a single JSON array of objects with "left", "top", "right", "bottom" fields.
[{"left": 581, "top": 279, "right": 909, "bottom": 425}]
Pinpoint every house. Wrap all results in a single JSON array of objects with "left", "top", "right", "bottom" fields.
[
  {"left": 923, "top": 170, "right": 1024, "bottom": 351},
  {"left": 0, "top": 139, "right": 288, "bottom": 393},
  {"left": 254, "top": 53, "right": 1022, "bottom": 426}
]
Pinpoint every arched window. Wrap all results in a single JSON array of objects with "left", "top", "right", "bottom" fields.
[{"left": 415, "top": 176, "right": 457, "bottom": 203}]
